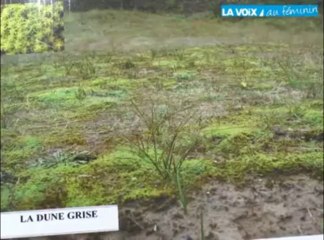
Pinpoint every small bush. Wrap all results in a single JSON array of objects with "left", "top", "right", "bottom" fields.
[
  {"left": 0, "top": 1, "right": 64, "bottom": 55},
  {"left": 59, "top": 56, "right": 97, "bottom": 80},
  {"left": 128, "top": 99, "right": 199, "bottom": 180},
  {"left": 74, "top": 58, "right": 97, "bottom": 80},
  {"left": 126, "top": 97, "right": 201, "bottom": 213}
]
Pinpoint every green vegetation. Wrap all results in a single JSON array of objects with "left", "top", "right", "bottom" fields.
[
  {"left": 0, "top": 1, "right": 64, "bottom": 55},
  {"left": 126, "top": 99, "right": 201, "bottom": 213},
  {"left": 1, "top": 10, "right": 323, "bottom": 211}
]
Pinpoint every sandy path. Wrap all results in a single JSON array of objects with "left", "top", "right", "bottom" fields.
[{"left": 30, "top": 175, "right": 323, "bottom": 240}]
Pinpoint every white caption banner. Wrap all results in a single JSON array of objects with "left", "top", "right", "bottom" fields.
[{"left": 1, "top": 205, "right": 119, "bottom": 239}]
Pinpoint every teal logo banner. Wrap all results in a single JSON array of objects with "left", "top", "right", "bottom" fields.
[{"left": 221, "top": 4, "right": 319, "bottom": 17}]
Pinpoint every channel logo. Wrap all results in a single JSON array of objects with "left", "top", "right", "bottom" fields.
[{"left": 221, "top": 4, "right": 319, "bottom": 18}]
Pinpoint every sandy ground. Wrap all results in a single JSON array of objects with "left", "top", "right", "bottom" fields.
[{"left": 28, "top": 175, "right": 323, "bottom": 240}]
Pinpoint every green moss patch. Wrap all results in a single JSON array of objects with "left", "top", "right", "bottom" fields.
[
  {"left": 44, "top": 129, "right": 87, "bottom": 147},
  {"left": 303, "top": 109, "right": 323, "bottom": 127},
  {"left": 1, "top": 41, "right": 322, "bottom": 211},
  {"left": 27, "top": 87, "right": 81, "bottom": 107},
  {"left": 173, "top": 70, "right": 196, "bottom": 81},
  {"left": 202, "top": 123, "right": 255, "bottom": 138},
  {"left": 213, "top": 152, "right": 323, "bottom": 183},
  {"left": 27, "top": 86, "right": 128, "bottom": 109},
  {"left": 2, "top": 136, "right": 43, "bottom": 170},
  {"left": 1, "top": 146, "right": 218, "bottom": 210}
]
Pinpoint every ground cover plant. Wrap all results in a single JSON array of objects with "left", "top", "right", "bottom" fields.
[
  {"left": 0, "top": 8, "right": 323, "bottom": 239},
  {"left": 0, "top": 0, "right": 64, "bottom": 55}
]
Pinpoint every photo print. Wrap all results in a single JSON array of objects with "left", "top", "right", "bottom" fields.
[{"left": 0, "top": 0, "right": 64, "bottom": 55}]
